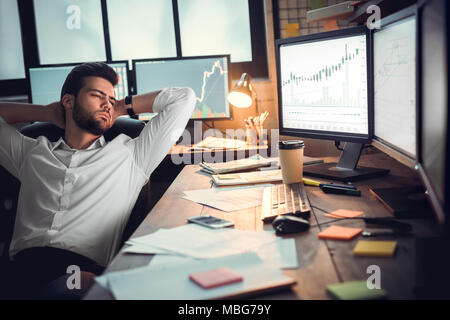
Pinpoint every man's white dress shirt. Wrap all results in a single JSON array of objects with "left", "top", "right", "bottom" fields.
[{"left": 0, "top": 87, "right": 196, "bottom": 266}]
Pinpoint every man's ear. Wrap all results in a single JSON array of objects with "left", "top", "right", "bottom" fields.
[{"left": 61, "top": 94, "right": 74, "bottom": 111}]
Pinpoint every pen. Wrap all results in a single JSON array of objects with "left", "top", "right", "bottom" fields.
[
  {"left": 303, "top": 177, "right": 322, "bottom": 187},
  {"left": 319, "top": 183, "right": 357, "bottom": 190},
  {"left": 362, "top": 230, "right": 396, "bottom": 237},
  {"left": 320, "top": 185, "right": 361, "bottom": 196}
]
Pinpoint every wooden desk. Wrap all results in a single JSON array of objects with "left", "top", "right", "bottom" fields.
[{"left": 84, "top": 151, "right": 441, "bottom": 300}]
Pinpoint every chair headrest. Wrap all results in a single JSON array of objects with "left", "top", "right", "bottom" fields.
[{"left": 20, "top": 117, "right": 145, "bottom": 142}]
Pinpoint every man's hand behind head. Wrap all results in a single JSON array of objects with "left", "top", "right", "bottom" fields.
[
  {"left": 111, "top": 98, "right": 127, "bottom": 123},
  {"left": 46, "top": 101, "right": 66, "bottom": 129}
]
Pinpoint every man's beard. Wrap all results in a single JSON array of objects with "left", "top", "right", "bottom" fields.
[{"left": 72, "top": 98, "right": 109, "bottom": 136}]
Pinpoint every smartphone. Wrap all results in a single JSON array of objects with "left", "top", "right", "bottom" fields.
[{"left": 187, "top": 215, "right": 234, "bottom": 229}]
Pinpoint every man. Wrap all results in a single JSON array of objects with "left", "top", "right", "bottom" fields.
[{"left": 0, "top": 62, "right": 196, "bottom": 299}]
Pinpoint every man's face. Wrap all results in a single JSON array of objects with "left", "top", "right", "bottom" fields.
[{"left": 72, "top": 76, "right": 117, "bottom": 135}]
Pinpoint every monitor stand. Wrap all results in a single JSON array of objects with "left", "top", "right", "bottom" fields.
[{"left": 303, "top": 142, "right": 390, "bottom": 182}]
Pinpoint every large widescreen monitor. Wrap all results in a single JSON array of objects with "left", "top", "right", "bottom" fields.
[
  {"left": 134, "top": 55, "right": 231, "bottom": 120},
  {"left": 369, "top": 6, "right": 434, "bottom": 218},
  {"left": 276, "top": 27, "right": 388, "bottom": 181},
  {"left": 106, "top": 0, "right": 177, "bottom": 61},
  {"left": 0, "top": 0, "right": 25, "bottom": 81},
  {"left": 373, "top": 6, "right": 417, "bottom": 168},
  {"left": 33, "top": 0, "right": 106, "bottom": 65},
  {"left": 28, "top": 62, "right": 129, "bottom": 105},
  {"left": 177, "top": 0, "right": 252, "bottom": 63}
]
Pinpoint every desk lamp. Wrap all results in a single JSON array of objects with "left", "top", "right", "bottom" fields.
[{"left": 227, "top": 73, "right": 259, "bottom": 114}]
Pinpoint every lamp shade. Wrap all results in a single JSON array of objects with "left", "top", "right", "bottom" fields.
[{"left": 228, "top": 73, "right": 253, "bottom": 108}]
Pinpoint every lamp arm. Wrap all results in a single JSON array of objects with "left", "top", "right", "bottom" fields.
[{"left": 252, "top": 85, "right": 259, "bottom": 115}]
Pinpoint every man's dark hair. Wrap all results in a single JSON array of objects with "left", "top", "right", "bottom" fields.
[{"left": 60, "top": 62, "right": 118, "bottom": 121}]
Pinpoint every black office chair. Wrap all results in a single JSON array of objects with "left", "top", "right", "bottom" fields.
[{"left": 0, "top": 117, "right": 149, "bottom": 262}]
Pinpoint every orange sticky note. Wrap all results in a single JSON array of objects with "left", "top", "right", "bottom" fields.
[
  {"left": 286, "top": 23, "right": 300, "bottom": 37},
  {"left": 318, "top": 225, "right": 362, "bottom": 240},
  {"left": 325, "top": 209, "right": 364, "bottom": 219},
  {"left": 323, "top": 19, "right": 339, "bottom": 32}
]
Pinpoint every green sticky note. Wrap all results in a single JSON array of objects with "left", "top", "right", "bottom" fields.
[
  {"left": 309, "top": 0, "right": 325, "bottom": 10},
  {"left": 327, "top": 281, "right": 388, "bottom": 300}
]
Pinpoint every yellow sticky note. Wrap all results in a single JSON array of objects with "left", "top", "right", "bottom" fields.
[
  {"left": 353, "top": 240, "right": 397, "bottom": 257},
  {"left": 286, "top": 23, "right": 300, "bottom": 38},
  {"left": 325, "top": 209, "right": 364, "bottom": 219}
]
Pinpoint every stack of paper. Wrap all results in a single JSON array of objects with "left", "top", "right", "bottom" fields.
[
  {"left": 182, "top": 186, "right": 266, "bottom": 212},
  {"left": 199, "top": 154, "right": 278, "bottom": 174},
  {"left": 95, "top": 224, "right": 299, "bottom": 299},
  {"left": 192, "top": 136, "right": 247, "bottom": 150},
  {"left": 96, "top": 252, "right": 296, "bottom": 300},
  {"left": 124, "top": 226, "right": 298, "bottom": 269},
  {"left": 125, "top": 224, "right": 277, "bottom": 259},
  {"left": 212, "top": 170, "right": 283, "bottom": 186},
  {"left": 96, "top": 225, "right": 299, "bottom": 299}
]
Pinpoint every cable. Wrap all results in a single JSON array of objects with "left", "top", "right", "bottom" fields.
[{"left": 334, "top": 140, "right": 344, "bottom": 151}]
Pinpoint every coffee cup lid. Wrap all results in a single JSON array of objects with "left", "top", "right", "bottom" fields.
[{"left": 278, "top": 140, "right": 304, "bottom": 150}]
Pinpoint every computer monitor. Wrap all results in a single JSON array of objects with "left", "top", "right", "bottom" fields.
[
  {"left": 33, "top": 0, "right": 106, "bottom": 65},
  {"left": 369, "top": 6, "right": 434, "bottom": 218},
  {"left": 0, "top": 0, "right": 26, "bottom": 97},
  {"left": 105, "top": 0, "right": 177, "bottom": 61},
  {"left": 372, "top": 6, "right": 418, "bottom": 169},
  {"left": 177, "top": 0, "right": 252, "bottom": 63},
  {"left": 417, "top": 0, "right": 450, "bottom": 226},
  {"left": 0, "top": 0, "right": 25, "bottom": 81},
  {"left": 133, "top": 55, "right": 231, "bottom": 120},
  {"left": 28, "top": 62, "right": 129, "bottom": 105},
  {"left": 275, "top": 27, "right": 388, "bottom": 182}
]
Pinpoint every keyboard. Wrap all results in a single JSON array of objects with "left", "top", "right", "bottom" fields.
[{"left": 261, "top": 183, "right": 311, "bottom": 222}]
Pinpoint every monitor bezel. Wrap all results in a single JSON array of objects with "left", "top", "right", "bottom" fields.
[
  {"left": 0, "top": 0, "right": 27, "bottom": 97},
  {"left": 275, "top": 26, "right": 372, "bottom": 144},
  {"left": 371, "top": 5, "right": 419, "bottom": 169},
  {"left": 416, "top": 0, "right": 450, "bottom": 225},
  {"left": 132, "top": 54, "right": 232, "bottom": 121},
  {"left": 26, "top": 60, "right": 130, "bottom": 104}
]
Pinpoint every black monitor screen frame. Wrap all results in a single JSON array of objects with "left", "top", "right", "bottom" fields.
[
  {"left": 371, "top": 5, "right": 419, "bottom": 168},
  {"left": 275, "top": 26, "right": 372, "bottom": 144},
  {"left": 416, "top": 0, "right": 450, "bottom": 225},
  {"left": 26, "top": 60, "right": 130, "bottom": 105},
  {"left": 132, "top": 54, "right": 232, "bottom": 121}
]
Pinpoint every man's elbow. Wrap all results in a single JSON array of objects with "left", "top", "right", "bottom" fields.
[{"left": 183, "top": 87, "right": 196, "bottom": 109}]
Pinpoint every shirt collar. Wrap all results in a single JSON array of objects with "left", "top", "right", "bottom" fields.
[{"left": 52, "top": 135, "right": 106, "bottom": 151}]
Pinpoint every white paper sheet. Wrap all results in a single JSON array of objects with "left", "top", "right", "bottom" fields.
[
  {"left": 182, "top": 187, "right": 265, "bottom": 212},
  {"left": 128, "top": 224, "right": 277, "bottom": 259},
  {"left": 124, "top": 229, "right": 297, "bottom": 269}
]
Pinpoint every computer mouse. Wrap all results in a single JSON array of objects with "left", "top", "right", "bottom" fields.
[{"left": 272, "top": 215, "right": 310, "bottom": 235}]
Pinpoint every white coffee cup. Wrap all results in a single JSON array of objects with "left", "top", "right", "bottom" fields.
[{"left": 278, "top": 140, "right": 305, "bottom": 184}]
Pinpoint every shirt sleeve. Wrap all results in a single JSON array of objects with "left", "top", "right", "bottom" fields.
[
  {"left": 127, "top": 87, "right": 196, "bottom": 178},
  {"left": 0, "top": 116, "right": 38, "bottom": 179}
]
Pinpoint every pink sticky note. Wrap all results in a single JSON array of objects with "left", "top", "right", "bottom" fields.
[
  {"left": 189, "top": 267, "right": 243, "bottom": 289},
  {"left": 318, "top": 225, "right": 362, "bottom": 240},
  {"left": 325, "top": 209, "right": 364, "bottom": 219}
]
